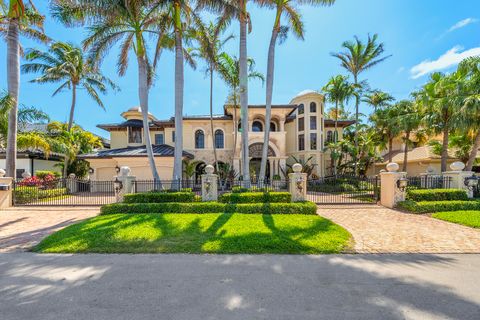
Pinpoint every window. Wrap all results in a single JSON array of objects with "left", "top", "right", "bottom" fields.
[
  {"left": 326, "top": 130, "right": 333, "bottom": 143},
  {"left": 310, "top": 102, "right": 317, "bottom": 113},
  {"left": 298, "top": 104, "right": 304, "bottom": 115},
  {"left": 252, "top": 120, "right": 263, "bottom": 132},
  {"left": 128, "top": 126, "right": 142, "bottom": 144},
  {"left": 270, "top": 122, "right": 276, "bottom": 132},
  {"left": 310, "top": 133, "right": 317, "bottom": 150},
  {"left": 310, "top": 116, "right": 317, "bottom": 130},
  {"left": 172, "top": 131, "right": 175, "bottom": 142},
  {"left": 298, "top": 117, "right": 304, "bottom": 131},
  {"left": 155, "top": 133, "right": 164, "bottom": 145},
  {"left": 195, "top": 130, "right": 205, "bottom": 149},
  {"left": 298, "top": 134, "right": 305, "bottom": 151},
  {"left": 214, "top": 129, "right": 224, "bottom": 149}
]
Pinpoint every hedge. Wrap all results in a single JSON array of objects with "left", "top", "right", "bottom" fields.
[
  {"left": 123, "top": 191, "right": 195, "bottom": 203},
  {"left": 14, "top": 187, "right": 67, "bottom": 204},
  {"left": 397, "top": 200, "right": 480, "bottom": 213},
  {"left": 406, "top": 189, "right": 468, "bottom": 202},
  {"left": 219, "top": 192, "right": 291, "bottom": 203},
  {"left": 101, "top": 201, "right": 317, "bottom": 215}
]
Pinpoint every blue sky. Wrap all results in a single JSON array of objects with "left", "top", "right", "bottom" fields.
[{"left": 1, "top": 0, "right": 479, "bottom": 138}]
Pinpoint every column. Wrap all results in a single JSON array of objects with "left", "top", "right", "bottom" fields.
[
  {"left": 202, "top": 165, "right": 218, "bottom": 201},
  {"left": 114, "top": 166, "right": 136, "bottom": 202},
  {"left": 289, "top": 163, "right": 307, "bottom": 202},
  {"left": 380, "top": 162, "right": 407, "bottom": 208},
  {"left": 442, "top": 162, "right": 476, "bottom": 198},
  {"left": 0, "top": 169, "right": 13, "bottom": 208}
]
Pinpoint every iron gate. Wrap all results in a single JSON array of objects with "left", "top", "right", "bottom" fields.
[{"left": 307, "top": 176, "right": 380, "bottom": 205}]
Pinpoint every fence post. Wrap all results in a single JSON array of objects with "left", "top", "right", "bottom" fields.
[
  {"left": 289, "top": 163, "right": 307, "bottom": 202},
  {"left": 67, "top": 173, "right": 78, "bottom": 193},
  {"left": 114, "top": 166, "right": 136, "bottom": 202},
  {"left": 0, "top": 169, "right": 13, "bottom": 208},
  {"left": 442, "top": 162, "right": 476, "bottom": 198},
  {"left": 202, "top": 165, "right": 218, "bottom": 202},
  {"left": 380, "top": 162, "right": 407, "bottom": 209}
]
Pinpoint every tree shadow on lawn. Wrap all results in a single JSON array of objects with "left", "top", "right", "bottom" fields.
[{"left": 34, "top": 213, "right": 350, "bottom": 254}]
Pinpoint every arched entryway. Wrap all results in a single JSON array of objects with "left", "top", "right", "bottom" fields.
[
  {"left": 248, "top": 143, "right": 275, "bottom": 181},
  {"left": 249, "top": 158, "right": 270, "bottom": 181}
]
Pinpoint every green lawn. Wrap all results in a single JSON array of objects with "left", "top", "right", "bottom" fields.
[
  {"left": 432, "top": 211, "right": 480, "bottom": 228},
  {"left": 34, "top": 213, "right": 352, "bottom": 254}
]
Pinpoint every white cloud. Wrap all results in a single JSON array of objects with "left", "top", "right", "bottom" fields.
[
  {"left": 410, "top": 46, "right": 480, "bottom": 79},
  {"left": 448, "top": 18, "right": 477, "bottom": 32}
]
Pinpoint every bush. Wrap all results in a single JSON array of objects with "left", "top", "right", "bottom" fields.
[
  {"left": 35, "top": 170, "right": 61, "bottom": 179},
  {"left": 232, "top": 186, "right": 249, "bottom": 193},
  {"left": 397, "top": 200, "right": 480, "bottom": 213},
  {"left": 123, "top": 191, "right": 195, "bottom": 203},
  {"left": 219, "top": 192, "right": 291, "bottom": 203},
  {"left": 14, "top": 187, "right": 67, "bottom": 204},
  {"left": 101, "top": 201, "right": 317, "bottom": 215},
  {"left": 406, "top": 189, "right": 468, "bottom": 202}
]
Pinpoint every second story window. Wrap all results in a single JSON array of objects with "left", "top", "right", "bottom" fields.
[
  {"left": 310, "top": 116, "right": 317, "bottom": 130},
  {"left": 172, "top": 131, "right": 175, "bottom": 142},
  {"left": 326, "top": 130, "right": 333, "bottom": 143},
  {"left": 310, "top": 133, "right": 317, "bottom": 150},
  {"left": 128, "top": 127, "right": 142, "bottom": 144},
  {"left": 310, "top": 102, "right": 317, "bottom": 113},
  {"left": 252, "top": 120, "right": 263, "bottom": 132},
  {"left": 298, "top": 134, "right": 305, "bottom": 151},
  {"left": 195, "top": 130, "right": 205, "bottom": 149},
  {"left": 298, "top": 117, "right": 304, "bottom": 131},
  {"left": 270, "top": 122, "right": 276, "bottom": 132},
  {"left": 155, "top": 133, "right": 164, "bottom": 145},
  {"left": 215, "top": 129, "right": 224, "bottom": 149}
]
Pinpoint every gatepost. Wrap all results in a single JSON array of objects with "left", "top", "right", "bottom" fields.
[{"left": 380, "top": 162, "right": 407, "bottom": 209}]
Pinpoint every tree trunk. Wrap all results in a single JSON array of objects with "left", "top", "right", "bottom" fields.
[
  {"left": 259, "top": 26, "right": 279, "bottom": 183},
  {"left": 137, "top": 54, "right": 160, "bottom": 182},
  {"left": 6, "top": 19, "right": 20, "bottom": 178},
  {"left": 232, "top": 93, "right": 238, "bottom": 167},
  {"left": 209, "top": 69, "right": 219, "bottom": 174},
  {"left": 333, "top": 100, "right": 339, "bottom": 176},
  {"left": 402, "top": 131, "right": 410, "bottom": 172},
  {"left": 441, "top": 126, "right": 449, "bottom": 172},
  {"left": 239, "top": 0, "right": 250, "bottom": 184},
  {"left": 388, "top": 138, "right": 393, "bottom": 163},
  {"left": 466, "top": 130, "right": 480, "bottom": 171},
  {"left": 172, "top": 5, "right": 184, "bottom": 187},
  {"left": 68, "top": 83, "right": 76, "bottom": 130},
  {"left": 353, "top": 74, "right": 359, "bottom": 176}
]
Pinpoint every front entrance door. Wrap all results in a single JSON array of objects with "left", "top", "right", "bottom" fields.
[{"left": 250, "top": 158, "right": 270, "bottom": 181}]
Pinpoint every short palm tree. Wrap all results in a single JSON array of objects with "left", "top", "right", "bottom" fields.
[
  {"left": 258, "top": 0, "right": 335, "bottom": 182},
  {"left": 370, "top": 105, "right": 401, "bottom": 163},
  {"left": 331, "top": 34, "right": 391, "bottom": 174},
  {"left": 396, "top": 100, "right": 423, "bottom": 171},
  {"left": 362, "top": 89, "right": 394, "bottom": 114},
  {"left": 22, "top": 41, "right": 117, "bottom": 130},
  {"left": 1, "top": 0, "right": 49, "bottom": 177}
]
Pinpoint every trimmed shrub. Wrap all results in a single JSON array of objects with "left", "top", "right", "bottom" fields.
[
  {"left": 397, "top": 200, "right": 480, "bottom": 213},
  {"left": 232, "top": 186, "right": 249, "bottom": 193},
  {"left": 406, "top": 189, "right": 468, "bottom": 202},
  {"left": 123, "top": 191, "right": 195, "bottom": 203},
  {"left": 219, "top": 192, "right": 291, "bottom": 203},
  {"left": 101, "top": 201, "right": 317, "bottom": 215},
  {"left": 14, "top": 187, "right": 67, "bottom": 204}
]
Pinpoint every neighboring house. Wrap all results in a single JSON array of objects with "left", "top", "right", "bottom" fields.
[{"left": 81, "top": 90, "right": 354, "bottom": 181}]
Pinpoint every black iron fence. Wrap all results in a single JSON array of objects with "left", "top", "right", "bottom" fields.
[
  {"left": 307, "top": 176, "right": 380, "bottom": 205},
  {"left": 407, "top": 176, "right": 452, "bottom": 190}
]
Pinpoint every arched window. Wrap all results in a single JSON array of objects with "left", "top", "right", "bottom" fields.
[
  {"left": 298, "top": 104, "right": 304, "bottom": 115},
  {"left": 326, "top": 130, "right": 333, "bottom": 143},
  {"left": 310, "top": 102, "right": 317, "bottom": 113},
  {"left": 214, "top": 129, "right": 224, "bottom": 149},
  {"left": 252, "top": 120, "right": 263, "bottom": 132},
  {"left": 195, "top": 130, "right": 205, "bottom": 149},
  {"left": 270, "top": 122, "right": 276, "bottom": 132}
]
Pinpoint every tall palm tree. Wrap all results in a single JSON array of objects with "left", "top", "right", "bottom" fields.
[
  {"left": 322, "top": 75, "right": 354, "bottom": 175},
  {"left": 22, "top": 41, "right": 117, "bottom": 130},
  {"left": 257, "top": 0, "right": 334, "bottom": 182},
  {"left": 217, "top": 53, "right": 264, "bottom": 170},
  {"left": 192, "top": 17, "right": 233, "bottom": 174},
  {"left": 53, "top": 0, "right": 168, "bottom": 181},
  {"left": 1, "top": 0, "right": 48, "bottom": 177},
  {"left": 331, "top": 34, "right": 391, "bottom": 175},
  {"left": 362, "top": 89, "right": 394, "bottom": 114},
  {"left": 396, "top": 100, "right": 423, "bottom": 172}
]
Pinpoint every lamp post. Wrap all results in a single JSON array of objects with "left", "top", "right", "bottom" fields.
[
  {"left": 397, "top": 177, "right": 408, "bottom": 193},
  {"left": 464, "top": 176, "right": 479, "bottom": 193}
]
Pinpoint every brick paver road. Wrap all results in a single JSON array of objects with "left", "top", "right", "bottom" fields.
[
  {"left": 0, "top": 207, "right": 99, "bottom": 252},
  {"left": 318, "top": 205, "right": 480, "bottom": 253}
]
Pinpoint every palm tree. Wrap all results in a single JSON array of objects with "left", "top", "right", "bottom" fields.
[
  {"left": 322, "top": 75, "right": 354, "bottom": 175},
  {"left": 416, "top": 72, "right": 462, "bottom": 172},
  {"left": 396, "top": 100, "right": 423, "bottom": 172},
  {"left": 53, "top": 0, "right": 167, "bottom": 181},
  {"left": 192, "top": 17, "right": 233, "bottom": 174},
  {"left": 331, "top": 34, "right": 391, "bottom": 174},
  {"left": 362, "top": 89, "right": 394, "bottom": 114},
  {"left": 370, "top": 105, "right": 401, "bottom": 163},
  {"left": 1, "top": 0, "right": 48, "bottom": 177},
  {"left": 22, "top": 41, "right": 117, "bottom": 130},
  {"left": 217, "top": 53, "right": 264, "bottom": 169}
]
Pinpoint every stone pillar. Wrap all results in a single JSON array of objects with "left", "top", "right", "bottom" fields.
[
  {"left": 380, "top": 162, "right": 407, "bottom": 209},
  {"left": 442, "top": 162, "right": 476, "bottom": 198},
  {"left": 114, "top": 166, "right": 136, "bottom": 202},
  {"left": 289, "top": 163, "right": 307, "bottom": 202},
  {"left": 279, "top": 158, "right": 287, "bottom": 179},
  {"left": 202, "top": 165, "right": 218, "bottom": 202},
  {"left": 67, "top": 173, "right": 78, "bottom": 193},
  {"left": 0, "top": 169, "right": 13, "bottom": 209}
]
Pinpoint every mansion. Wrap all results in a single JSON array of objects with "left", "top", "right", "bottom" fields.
[{"left": 81, "top": 90, "right": 354, "bottom": 181}]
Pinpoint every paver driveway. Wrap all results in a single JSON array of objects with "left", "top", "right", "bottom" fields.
[
  {"left": 0, "top": 207, "right": 99, "bottom": 252},
  {"left": 318, "top": 205, "right": 480, "bottom": 253}
]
